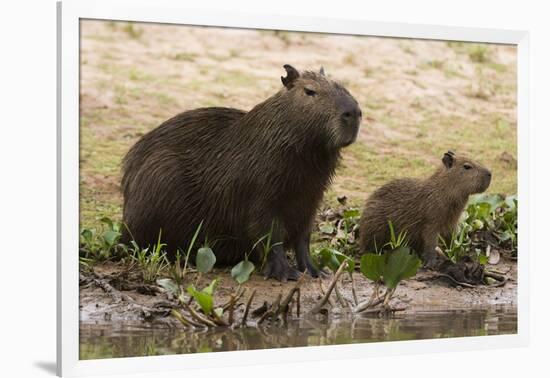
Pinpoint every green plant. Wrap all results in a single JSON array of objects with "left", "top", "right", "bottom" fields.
[
  {"left": 312, "top": 247, "right": 355, "bottom": 274},
  {"left": 439, "top": 221, "right": 473, "bottom": 264},
  {"left": 360, "top": 247, "right": 421, "bottom": 289},
  {"left": 79, "top": 217, "right": 126, "bottom": 262},
  {"left": 385, "top": 220, "right": 410, "bottom": 250},
  {"left": 186, "top": 278, "right": 220, "bottom": 315},
  {"left": 122, "top": 23, "right": 143, "bottom": 39},
  {"left": 130, "top": 231, "right": 170, "bottom": 284},
  {"left": 317, "top": 207, "right": 361, "bottom": 255},
  {"left": 159, "top": 222, "right": 205, "bottom": 293},
  {"left": 357, "top": 221, "right": 421, "bottom": 306},
  {"left": 468, "top": 44, "right": 491, "bottom": 63},
  {"left": 231, "top": 222, "right": 281, "bottom": 285},
  {"left": 196, "top": 243, "right": 216, "bottom": 274},
  {"left": 438, "top": 193, "right": 518, "bottom": 263}
]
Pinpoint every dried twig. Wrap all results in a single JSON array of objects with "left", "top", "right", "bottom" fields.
[
  {"left": 170, "top": 309, "right": 203, "bottom": 328},
  {"left": 227, "top": 293, "right": 236, "bottom": 325},
  {"left": 334, "top": 281, "right": 348, "bottom": 307},
  {"left": 296, "top": 288, "right": 301, "bottom": 317},
  {"left": 257, "top": 293, "right": 282, "bottom": 325},
  {"left": 358, "top": 306, "right": 407, "bottom": 316},
  {"left": 181, "top": 303, "right": 218, "bottom": 327},
  {"left": 484, "top": 271, "right": 506, "bottom": 282},
  {"left": 353, "top": 282, "right": 380, "bottom": 313},
  {"left": 222, "top": 287, "right": 246, "bottom": 311},
  {"left": 251, "top": 301, "right": 269, "bottom": 318},
  {"left": 278, "top": 274, "right": 305, "bottom": 317},
  {"left": 382, "top": 287, "right": 395, "bottom": 307},
  {"left": 318, "top": 279, "right": 335, "bottom": 307},
  {"left": 353, "top": 296, "right": 384, "bottom": 313},
  {"left": 349, "top": 272, "right": 358, "bottom": 306},
  {"left": 309, "top": 261, "right": 348, "bottom": 315},
  {"left": 241, "top": 289, "right": 257, "bottom": 327}
]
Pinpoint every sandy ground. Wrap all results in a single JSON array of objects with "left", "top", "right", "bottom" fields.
[
  {"left": 80, "top": 258, "right": 516, "bottom": 326},
  {"left": 79, "top": 20, "right": 517, "bottom": 227},
  {"left": 79, "top": 20, "right": 518, "bottom": 327}
]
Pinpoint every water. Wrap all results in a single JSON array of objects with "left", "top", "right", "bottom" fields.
[{"left": 79, "top": 306, "right": 517, "bottom": 360}]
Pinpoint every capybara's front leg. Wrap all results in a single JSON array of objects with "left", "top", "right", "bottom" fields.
[
  {"left": 421, "top": 232, "right": 449, "bottom": 270},
  {"left": 263, "top": 244, "right": 301, "bottom": 282},
  {"left": 294, "top": 233, "right": 322, "bottom": 278},
  {"left": 262, "top": 222, "right": 301, "bottom": 282}
]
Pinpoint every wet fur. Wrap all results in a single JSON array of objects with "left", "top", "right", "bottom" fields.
[
  {"left": 121, "top": 67, "right": 361, "bottom": 277},
  {"left": 359, "top": 153, "right": 492, "bottom": 264}
]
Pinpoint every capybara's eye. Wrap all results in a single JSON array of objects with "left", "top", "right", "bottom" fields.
[
  {"left": 463, "top": 163, "right": 473, "bottom": 170},
  {"left": 304, "top": 88, "right": 317, "bottom": 96}
]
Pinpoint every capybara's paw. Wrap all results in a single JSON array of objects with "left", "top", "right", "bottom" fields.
[
  {"left": 263, "top": 258, "right": 301, "bottom": 282},
  {"left": 315, "top": 268, "right": 330, "bottom": 279},
  {"left": 305, "top": 264, "right": 329, "bottom": 279},
  {"left": 424, "top": 252, "right": 450, "bottom": 271}
]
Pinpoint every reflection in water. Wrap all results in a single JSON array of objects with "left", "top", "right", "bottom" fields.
[{"left": 80, "top": 306, "right": 517, "bottom": 360}]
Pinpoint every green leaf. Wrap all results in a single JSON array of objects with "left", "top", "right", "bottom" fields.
[
  {"left": 383, "top": 247, "right": 421, "bottom": 289},
  {"left": 196, "top": 247, "right": 216, "bottom": 273},
  {"left": 478, "top": 254, "right": 489, "bottom": 265},
  {"left": 156, "top": 278, "right": 180, "bottom": 295},
  {"left": 476, "top": 203, "right": 492, "bottom": 221},
  {"left": 330, "top": 249, "right": 355, "bottom": 273},
  {"left": 472, "top": 219, "right": 484, "bottom": 230},
  {"left": 343, "top": 209, "right": 360, "bottom": 219},
  {"left": 100, "top": 217, "right": 113, "bottom": 229},
  {"left": 505, "top": 195, "right": 517, "bottom": 210},
  {"left": 187, "top": 285, "right": 214, "bottom": 314},
  {"left": 203, "top": 278, "right": 219, "bottom": 296},
  {"left": 317, "top": 248, "right": 337, "bottom": 270},
  {"left": 102, "top": 230, "right": 121, "bottom": 247},
  {"left": 231, "top": 260, "right": 255, "bottom": 284},
  {"left": 319, "top": 224, "right": 335, "bottom": 234},
  {"left": 81, "top": 228, "right": 93, "bottom": 242},
  {"left": 360, "top": 253, "right": 385, "bottom": 282}
]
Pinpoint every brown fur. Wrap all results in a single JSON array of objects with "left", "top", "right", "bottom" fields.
[
  {"left": 359, "top": 151, "right": 492, "bottom": 266},
  {"left": 121, "top": 65, "right": 362, "bottom": 281}
]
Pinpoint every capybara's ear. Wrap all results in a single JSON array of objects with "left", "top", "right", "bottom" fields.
[
  {"left": 442, "top": 151, "right": 455, "bottom": 168},
  {"left": 319, "top": 66, "right": 326, "bottom": 76},
  {"left": 281, "top": 64, "right": 300, "bottom": 89}
]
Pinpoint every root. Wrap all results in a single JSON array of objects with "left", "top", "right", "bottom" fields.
[
  {"left": 171, "top": 309, "right": 204, "bottom": 328},
  {"left": 334, "top": 281, "right": 348, "bottom": 307},
  {"left": 353, "top": 284, "right": 401, "bottom": 315},
  {"left": 349, "top": 272, "right": 358, "bottom": 306},
  {"left": 318, "top": 279, "right": 335, "bottom": 307},
  {"left": 483, "top": 271, "right": 507, "bottom": 282},
  {"left": 309, "top": 261, "right": 348, "bottom": 315},
  {"left": 181, "top": 302, "right": 218, "bottom": 328},
  {"left": 277, "top": 274, "right": 305, "bottom": 317},
  {"left": 241, "top": 289, "right": 257, "bottom": 327},
  {"left": 357, "top": 306, "right": 407, "bottom": 316},
  {"left": 257, "top": 293, "right": 282, "bottom": 325},
  {"left": 222, "top": 287, "right": 246, "bottom": 311}
]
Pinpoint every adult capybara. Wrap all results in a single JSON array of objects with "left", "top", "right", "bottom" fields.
[
  {"left": 121, "top": 65, "right": 362, "bottom": 281},
  {"left": 359, "top": 151, "right": 491, "bottom": 267}
]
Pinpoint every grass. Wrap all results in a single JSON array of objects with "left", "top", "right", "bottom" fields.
[
  {"left": 122, "top": 23, "right": 143, "bottom": 39},
  {"left": 79, "top": 20, "right": 518, "bottom": 233}
]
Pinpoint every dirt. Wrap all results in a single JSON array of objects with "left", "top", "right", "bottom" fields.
[
  {"left": 78, "top": 20, "right": 518, "bottom": 330},
  {"left": 79, "top": 258, "right": 517, "bottom": 327},
  {"left": 79, "top": 20, "right": 517, "bottom": 227}
]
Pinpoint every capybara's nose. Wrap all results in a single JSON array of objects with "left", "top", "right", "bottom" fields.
[
  {"left": 341, "top": 105, "right": 362, "bottom": 126},
  {"left": 486, "top": 170, "right": 492, "bottom": 178}
]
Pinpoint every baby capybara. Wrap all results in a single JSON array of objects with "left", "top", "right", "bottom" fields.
[
  {"left": 359, "top": 151, "right": 491, "bottom": 267},
  {"left": 121, "top": 65, "right": 362, "bottom": 281}
]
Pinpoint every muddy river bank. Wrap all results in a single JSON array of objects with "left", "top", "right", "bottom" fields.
[{"left": 79, "top": 258, "right": 517, "bottom": 359}]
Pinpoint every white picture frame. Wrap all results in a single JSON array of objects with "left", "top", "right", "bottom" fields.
[{"left": 57, "top": 0, "right": 530, "bottom": 376}]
